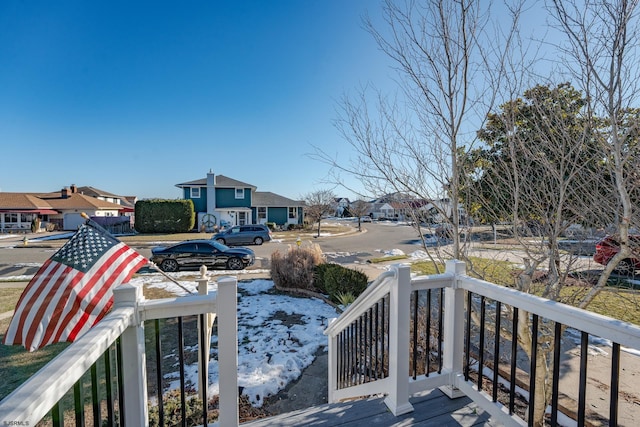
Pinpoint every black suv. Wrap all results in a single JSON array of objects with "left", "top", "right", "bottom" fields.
[{"left": 211, "top": 224, "right": 273, "bottom": 245}]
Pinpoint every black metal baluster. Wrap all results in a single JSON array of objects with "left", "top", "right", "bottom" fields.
[
  {"left": 382, "top": 296, "right": 386, "bottom": 376},
  {"left": 374, "top": 301, "right": 380, "bottom": 380},
  {"left": 578, "top": 331, "right": 588, "bottom": 427},
  {"left": 426, "top": 289, "right": 432, "bottom": 376},
  {"left": 74, "top": 379, "right": 85, "bottom": 426},
  {"left": 337, "top": 330, "right": 342, "bottom": 389},
  {"left": 368, "top": 307, "right": 373, "bottom": 382},
  {"left": 355, "top": 319, "right": 359, "bottom": 385},
  {"left": 551, "top": 321, "right": 562, "bottom": 426},
  {"left": 178, "top": 317, "right": 186, "bottom": 427},
  {"left": 341, "top": 330, "right": 347, "bottom": 388},
  {"left": 509, "top": 307, "right": 518, "bottom": 415},
  {"left": 478, "top": 296, "right": 486, "bottom": 391},
  {"left": 412, "top": 291, "right": 418, "bottom": 380},
  {"left": 438, "top": 288, "right": 443, "bottom": 374},
  {"left": 155, "top": 318, "right": 164, "bottom": 427},
  {"left": 52, "top": 402, "right": 62, "bottom": 427},
  {"left": 199, "top": 313, "right": 208, "bottom": 425},
  {"left": 349, "top": 323, "right": 355, "bottom": 387},
  {"left": 610, "top": 342, "right": 620, "bottom": 426},
  {"left": 91, "top": 363, "right": 100, "bottom": 427},
  {"left": 116, "top": 338, "right": 125, "bottom": 427},
  {"left": 464, "top": 291, "right": 472, "bottom": 381},
  {"left": 492, "top": 301, "right": 502, "bottom": 402},
  {"left": 528, "top": 314, "right": 539, "bottom": 427},
  {"left": 104, "top": 346, "right": 114, "bottom": 426}
]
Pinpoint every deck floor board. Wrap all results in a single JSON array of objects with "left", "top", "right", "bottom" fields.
[{"left": 241, "top": 389, "right": 496, "bottom": 426}]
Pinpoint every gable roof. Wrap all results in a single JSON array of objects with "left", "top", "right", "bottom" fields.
[
  {"left": 253, "top": 192, "right": 304, "bottom": 207},
  {"left": 0, "top": 191, "right": 125, "bottom": 213},
  {"left": 175, "top": 174, "right": 256, "bottom": 190},
  {"left": 0, "top": 193, "right": 55, "bottom": 210},
  {"left": 37, "top": 192, "right": 125, "bottom": 210},
  {"left": 75, "top": 186, "right": 121, "bottom": 199}
]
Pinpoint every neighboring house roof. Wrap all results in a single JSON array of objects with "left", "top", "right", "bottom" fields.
[
  {"left": 0, "top": 188, "right": 129, "bottom": 214},
  {"left": 37, "top": 193, "right": 124, "bottom": 211},
  {"left": 175, "top": 175, "right": 257, "bottom": 190},
  {"left": 253, "top": 192, "right": 305, "bottom": 207},
  {"left": 75, "top": 186, "right": 121, "bottom": 200},
  {"left": 0, "top": 193, "right": 55, "bottom": 210}
]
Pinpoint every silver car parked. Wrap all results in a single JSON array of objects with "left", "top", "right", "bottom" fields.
[{"left": 212, "top": 224, "right": 272, "bottom": 246}]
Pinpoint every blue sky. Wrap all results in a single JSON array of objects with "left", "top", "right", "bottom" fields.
[{"left": 0, "top": 1, "right": 393, "bottom": 200}]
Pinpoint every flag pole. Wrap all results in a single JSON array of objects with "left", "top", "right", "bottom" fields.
[{"left": 147, "top": 262, "right": 196, "bottom": 295}]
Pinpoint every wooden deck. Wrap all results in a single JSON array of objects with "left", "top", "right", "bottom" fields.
[{"left": 241, "top": 388, "right": 496, "bottom": 426}]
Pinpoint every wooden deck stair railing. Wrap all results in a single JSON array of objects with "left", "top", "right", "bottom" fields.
[
  {"left": 324, "top": 261, "right": 640, "bottom": 426},
  {"left": 0, "top": 275, "right": 240, "bottom": 427}
]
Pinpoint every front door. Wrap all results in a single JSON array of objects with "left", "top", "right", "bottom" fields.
[{"left": 238, "top": 212, "right": 246, "bottom": 225}]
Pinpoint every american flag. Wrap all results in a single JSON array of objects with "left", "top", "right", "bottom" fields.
[{"left": 3, "top": 220, "right": 148, "bottom": 352}]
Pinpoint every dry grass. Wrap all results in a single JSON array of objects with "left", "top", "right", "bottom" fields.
[
  {"left": 270, "top": 243, "right": 325, "bottom": 291},
  {"left": 0, "top": 287, "right": 23, "bottom": 313}
]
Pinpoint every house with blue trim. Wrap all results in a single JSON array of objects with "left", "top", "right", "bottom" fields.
[{"left": 176, "top": 170, "right": 305, "bottom": 230}]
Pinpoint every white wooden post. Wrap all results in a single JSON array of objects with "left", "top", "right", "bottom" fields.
[
  {"left": 326, "top": 318, "right": 337, "bottom": 403},
  {"left": 217, "top": 275, "right": 239, "bottom": 426},
  {"left": 440, "top": 259, "right": 466, "bottom": 398},
  {"left": 113, "top": 283, "right": 148, "bottom": 426},
  {"left": 197, "top": 266, "right": 212, "bottom": 404},
  {"left": 383, "top": 264, "right": 414, "bottom": 415}
]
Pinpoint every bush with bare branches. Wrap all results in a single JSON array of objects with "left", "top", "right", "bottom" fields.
[{"left": 270, "top": 243, "right": 325, "bottom": 291}]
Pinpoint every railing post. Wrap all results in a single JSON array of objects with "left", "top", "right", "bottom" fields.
[
  {"left": 440, "top": 259, "right": 466, "bottom": 398},
  {"left": 113, "top": 283, "right": 148, "bottom": 426},
  {"left": 383, "top": 264, "right": 414, "bottom": 415},
  {"left": 217, "top": 275, "right": 239, "bottom": 426},
  {"left": 327, "top": 318, "right": 337, "bottom": 403},
  {"left": 197, "top": 266, "right": 212, "bottom": 404}
]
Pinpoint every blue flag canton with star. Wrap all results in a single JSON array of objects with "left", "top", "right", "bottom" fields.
[{"left": 51, "top": 223, "right": 119, "bottom": 273}]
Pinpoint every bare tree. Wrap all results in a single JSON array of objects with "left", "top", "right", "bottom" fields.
[
  {"left": 464, "top": 82, "right": 605, "bottom": 425},
  {"left": 349, "top": 200, "right": 371, "bottom": 231},
  {"left": 303, "top": 189, "right": 336, "bottom": 237},
  {"left": 548, "top": 0, "right": 640, "bottom": 306},
  {"left": 313, "top": 0, "right": 523, "bottom": 261}
]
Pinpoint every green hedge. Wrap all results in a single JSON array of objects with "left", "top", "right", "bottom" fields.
[
  {"left": 314, "top": 263, "right": 368, "bottom": 303},
  {"left": 134, "top": 199, "right": 195, "bottom": 233}
]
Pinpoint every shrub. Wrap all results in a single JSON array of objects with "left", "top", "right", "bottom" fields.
[
  {"left": 270, "top": 243, "right": 325, "bottom": 291},
  {"left": 135, "top": 199, "right": 195, "bottom": 233},
  {"left": 312, "top": 263, "right": 340, "bottom": 294},
  {"left": 335, "top": 291, "right": 356, "bottom": 306},
  {"left": 314, "top": 263, "right": 368, "bottom": 303}
]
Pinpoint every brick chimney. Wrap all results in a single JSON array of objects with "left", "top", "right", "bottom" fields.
[
  {"left": 70, "top": 184, "right": 77, "bottom": 193},
  {"left": 61, "top": 187, "right": 69, "bottom": 199}
]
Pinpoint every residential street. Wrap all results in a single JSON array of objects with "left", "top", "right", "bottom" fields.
[{"left": 0, "top": 219, "right": 605, "bottom": 282}]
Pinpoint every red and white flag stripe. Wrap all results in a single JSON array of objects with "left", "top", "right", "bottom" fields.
[{"left": 4, "top": 242, "right": 147, "bottom": 352}]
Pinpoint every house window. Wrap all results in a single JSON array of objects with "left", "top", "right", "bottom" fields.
[
  {"left": 258, "top": 207, "right": 267, "bottom": 222},
  {"left": 191, "top": 187, "right": 201, "bottom": 198},
  {"left": 235, "top": 188, "right": 244, "bottom": 199},
  {"left": 288, "top": 207, "right": 297, "bottom": 219}
]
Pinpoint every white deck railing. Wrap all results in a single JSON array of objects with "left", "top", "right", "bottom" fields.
[
  {"left": 325, "top": 260, "right": 640, "bottom": 426},
  {"left": 0, "top": 275, "right": 239, "bottom": 427}
]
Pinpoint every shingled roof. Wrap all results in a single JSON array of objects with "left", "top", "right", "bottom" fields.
[
  {"left": 0, "top": 193, "right": 55, "bottom": 210},
  {"left": 175, "top": 175, "right": 257, "bottom": 190},
  {"left": 252, "top": 192, "right": 304, "bottom": 207}
]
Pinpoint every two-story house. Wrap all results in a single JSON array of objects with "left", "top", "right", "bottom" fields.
[{"left": 175, "top": 170, "right": 305, "bottom": 230}]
